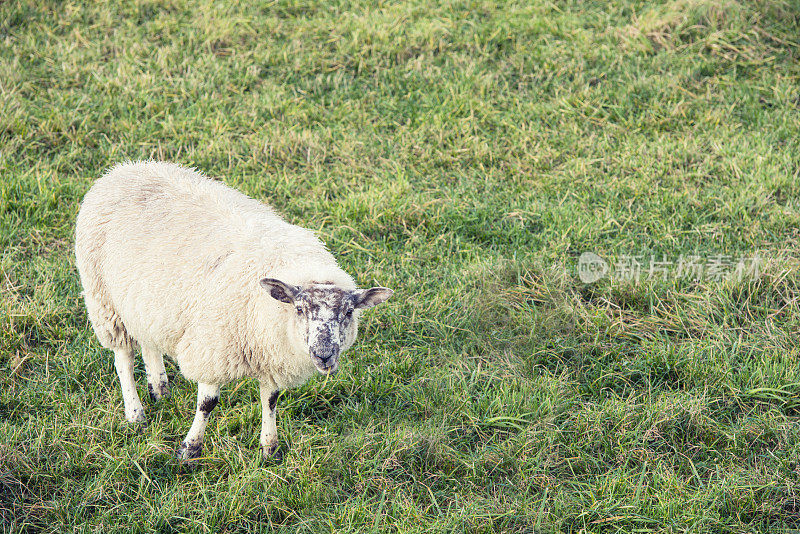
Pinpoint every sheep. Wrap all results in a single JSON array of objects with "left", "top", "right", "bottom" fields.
[{"left": 74, "top": 161, "right": 393, "bottom": 462}]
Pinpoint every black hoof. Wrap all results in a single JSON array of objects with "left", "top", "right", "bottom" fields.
[
  {"left": 262, "top": 442, "right": 284, "bottom": 463},
  {"left": 176, "top": 441, "right": 202, "bottom": 464},
  {"left": 125, "top": 408, "right": 147, "bottom": 426}
]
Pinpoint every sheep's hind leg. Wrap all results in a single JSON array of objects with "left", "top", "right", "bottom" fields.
[
  {"left": 259, "top": 382, "right": 282, "bottom": 461},
  {"left": 141, "top": 345, "right": 170, "bottom": 401},
  {"left": 176, "top": 383, "right": 220, "bottom": 463},
  {"left": 113, "top": 347, "right": 146, "bottom": 424}
]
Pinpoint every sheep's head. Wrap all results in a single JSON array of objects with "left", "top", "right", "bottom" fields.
[{"left": 260, "top": 278, "right": 393, "bottom": 374}]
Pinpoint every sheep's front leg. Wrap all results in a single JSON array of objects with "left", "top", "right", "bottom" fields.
[
  {"left": 259, "top": 382, "right": 282, "bottom": 461},
  {"left": 113, "top": 347, "right": 146, "bottom": 424},
  {"left": 176, "top": 383, "right": 220, "bottom": 462}
]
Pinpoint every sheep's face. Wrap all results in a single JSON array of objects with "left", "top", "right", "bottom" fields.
[{"left": 261, "top": 279, "right": 393, "bottom": 375}]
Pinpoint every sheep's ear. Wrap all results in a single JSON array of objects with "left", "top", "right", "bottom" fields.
[
  {"left": 260, "top": 278, "right": 300, "bottom": 304},
  {"left": 353, "top": 287, "right": 393, "bottom": 309}
]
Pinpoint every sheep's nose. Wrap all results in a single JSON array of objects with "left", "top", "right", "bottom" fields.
[{"left": 314, "top": 346, "right": 339, "bottom": 362}]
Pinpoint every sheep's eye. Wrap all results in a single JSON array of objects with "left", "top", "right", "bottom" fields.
[
  {"left": 296, "top": 306, "right": 303, "bottom": 315},
  {"left": 345, "top": 309, "right": 353, "bottom": 318}
]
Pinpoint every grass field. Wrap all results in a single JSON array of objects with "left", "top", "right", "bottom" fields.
[{"left": 2, "top": 0, "right": 800, "bottom": 531}]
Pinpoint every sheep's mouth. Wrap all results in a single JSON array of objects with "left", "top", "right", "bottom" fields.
[{"left": 314, "top": 361, "right": 338, "bottom": 375}]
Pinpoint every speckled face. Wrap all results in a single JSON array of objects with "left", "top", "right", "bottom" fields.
[
  {"left": 292, "top": 285, "right": 357, "bottom": 374},
  {"left": 260, "top": 278, "right": 394, "bottom": 375}
]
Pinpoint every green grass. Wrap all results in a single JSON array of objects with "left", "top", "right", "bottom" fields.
[{"left": 2, "top": 0, "right": 800, "bottom": 531}]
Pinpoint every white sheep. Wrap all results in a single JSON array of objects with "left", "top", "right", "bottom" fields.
[{"left": 75, "top": 161, "right": 393, "bottom": 462}]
